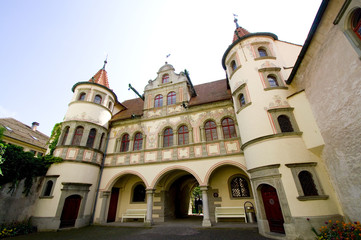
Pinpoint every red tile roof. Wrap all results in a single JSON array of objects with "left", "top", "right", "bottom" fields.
[
  {"left": 233, "top": 27, "right": 250, "bottom": 42},
  {"left": 89, "top": 69, "right": 109, "bottom": 88},
  {"left": 111, "top": 98, "right": 144, "bottom": 121}
]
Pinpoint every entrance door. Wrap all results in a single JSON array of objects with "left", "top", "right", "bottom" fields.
[
  {"left": 107, "top": 187, "right": 120, "bottom": 222},
  {"left": 60, "top": 195, "right": 81, "bottom": 228},
  {"left": 261, "top": 185, "right": 285, "bottom": 234}
]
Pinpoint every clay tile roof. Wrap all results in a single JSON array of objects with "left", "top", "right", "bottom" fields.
[
  {"left": 0, "top": 118, "right": 49, "bottom": 149},
  {"left": 189, "top": 79, "right": 231, "bottom": 106},
  {"left": 233, "top": 27, "right": 251, "bottom": 42},
  {"left": 89, "top": 69, "right": 109, "bottom": 88},
  {"left": 110, "top": 98, "right": 144, "bottom": 121}
]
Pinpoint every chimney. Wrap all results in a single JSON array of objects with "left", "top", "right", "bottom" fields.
[{"left": 32, "top": 122, "right": 39, "bottom": 131}]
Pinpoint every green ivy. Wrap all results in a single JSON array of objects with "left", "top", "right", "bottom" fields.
[
  {"left": 0, "top": 127, "right": 6, "bottom": 176},
  {"left": 47, "top": 122, "right": 62, "bottom": 155}
]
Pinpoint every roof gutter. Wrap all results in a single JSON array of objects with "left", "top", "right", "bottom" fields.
[{"left": 286, "top": 0, "right": 330, "bottom": 84}]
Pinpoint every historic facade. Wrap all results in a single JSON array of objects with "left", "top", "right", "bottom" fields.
[{"left": 31, "top": 0, "right": 361, "bottom": 239}]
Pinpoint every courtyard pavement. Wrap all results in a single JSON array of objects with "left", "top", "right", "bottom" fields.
[{"left": 12, "top": 218, "right": 272, "bottom": 240}]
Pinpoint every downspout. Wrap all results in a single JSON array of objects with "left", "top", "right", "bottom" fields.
[{"left": 90, "top": 129, "right": 111, "bottom": 224}]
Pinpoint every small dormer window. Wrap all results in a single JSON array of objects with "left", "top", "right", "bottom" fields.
[
  {"left": 94, "top": 95, "right": 102, "bottom": 104},
  {"left": 31, "top": 135, "right": 38, "bottom": 140},
  {"left": 162, "top": 74, "right": 170, "bottom": 84},
  {"left": 5, "top": 126, "right": 12, "bottom": 131}
]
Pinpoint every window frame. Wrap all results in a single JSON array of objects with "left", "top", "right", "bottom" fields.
[
  {"left": 228, "top": 174, "right": 252, "bottom": 199},
  {"left": 162, "top": 74, "right": 170, "bottom": 84},
  {"left": 86, "top": 128, "right": 97, "bottom": 148},
  {"left": 221, "top": 118, "right": 237, "bottom": 139},
  {"left": 78, "top": 92, "right": 86, "bottom": 101},
  {"left": 71, "top": 126, "right": 84, "bottom": 146},
  {"left": 163, "top": 128, "right": 173, "bottom": 147},
  {"left": 61, "top": 126, "right": 70, "bottom": 145},
  {"left": 204, "top": 120, "right": 218, "bottom": 141},
  {"left": 167, "top": 91, "right": 176, "bottom": 105},
  {"left": 120, "top": 134, "right": 130, "bottom": 152},
  {"left": 40, "top": 175, "right": 59, "bottom": 198},
  {"left": 131, "top": 183, "right": 146, "bottom": 203},
  {"left": 268, "top": 108, "right": 300, "bottom": 134},
  {"left": 154, "top": 94, "right": 163, "bottom": 108},
  {"left": 94, "top": 94, "right": 102, "bottom": 104},
  {"left": 178, "top": 125, "right": 189, "bottom": 145},
  {"left": 133, "top": 132, "right": 143, "bottom": 151}
]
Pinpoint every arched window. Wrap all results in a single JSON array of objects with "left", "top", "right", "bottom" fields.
[
  {"left": 154, "top": 94, "right": 163, "bottom": 108},
  {"left": 108, "top": 102, "right": 113, "bottom": 109},
  {"left": 163, "top": 128, "right": 173, "bottom": 147},
  {"left": 298, "top": 171, "right": 318, "bottom": 196},
  {"left": 230, "top": 176, "right": 250, "bottom": 197},
  {"left": 178, "top": 125, "right": 189, "bottom": 145},
  {"left": 133, "top": 133, "right": 143, "bottom": 150},
  {"left": 222, "top": 118, "right": 237, "bottom": 139},
  {"left": 78, "top": 92, "right": 86, "bottom": 101},
  {"left": 162, "top": 74, "right": 170, "bottom": 83},
  {"left": 231, "top": 60, "right": 237, "bottom": 71},
  {"left": 351, "top": 8, "right": 361, "bottom": 40},
  {"left": 239, "top": 94, "right": 246, "bottom": 107},
  {"left": 132, "top": 184, "right": 146, "bottom": 202},
  {"left": 94, "top": 95, "right": 102, "bottom": 104},
  {"left": 61, "top": 126, "right": 70, "bottom": 145},
  {"left": 277, "top": 115, "right": 294, "bottom": 132},
  {"left": 268, "top": 75, "right": 279, "bottom": 87},
  {"left": 98, "top": 133, "right": 105, "bottom": 150},
  {"left": 205, "top": 120, "right": 218, "bottom": 141},
  {"left": 120, "top": 134, "right": 130, "bottom": 152},
  {"left": 71, "top": 126, "right": 84, "bottom": 145},
  {"left": 258, "top": 47, "right": 268, "bottom": 57},
  {"left": 43, "top": 180, "right": 53, "bottom": 197},
  {"left": 167, "top": 91, "right": 176, "bottom": 105},
  {"left": 86, "top": 128, "right": 96, "bottom": 148}
]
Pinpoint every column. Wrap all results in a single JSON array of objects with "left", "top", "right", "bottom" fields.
[
  {"left": 217, "top": 124, "right": 223, "bottom": 140},
  {"left": 99, "top": 191, "right": 111, "bottom": 224},
  {"left": 145, "top": 189, "right": 155, "bottom": 226},
  {"left": 200, "top": 186, "right": 212, "bottom": 227}
]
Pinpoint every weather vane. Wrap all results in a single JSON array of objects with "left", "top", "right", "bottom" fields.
[
  {"left": 233, "top": 14, "right": 240, "bottom": 28},
  {"left": 165, "top": 54, "right": 171, "bottom": 64}
]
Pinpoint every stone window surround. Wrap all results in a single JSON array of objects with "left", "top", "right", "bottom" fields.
[
  {"left": 285, "top": 162, "right": 329, "bottom": 201},
  {"left": 268, "top": 107, "right": 300, "bottom": 134},
  {"left": 259, "top": 67, "right": 287, "bottom": 90},
  {"left": 130, "top": 182, "right": 147, "bottom": 204},
  {"left": 76, "top": 88, "right": 90, "bottom": 101},
  {"left": 251, "top": 41, "right": 276, "bottom": 60},
  {"left": 40, "top": 175, "right": 60, "bottom": 199},
  {"left": 226, "top": 52, "right": 241, "bottom": 79},
  {"left": 200, "top": 118, "right": 239, "bottom": 143},
  {"left": 228, "top": 174, "right": 253, "bottom": 199},
  {"left": 232, "top": 83, "right": 252, "bottom": 113}
]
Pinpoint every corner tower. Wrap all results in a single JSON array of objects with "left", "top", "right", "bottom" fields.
[
  {"left": 222, "top": 17, "right": 343, "bottom": 239},
  {"left": 32, "top": 60, "right": 118, "bottom": 230}
]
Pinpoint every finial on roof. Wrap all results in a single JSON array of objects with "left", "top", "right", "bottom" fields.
[
  {"left": 233, "top": 14, "right": 240, "bottom": 28},
  {"left": 102, "top": 55, "right": 108, "bottom": 70}
]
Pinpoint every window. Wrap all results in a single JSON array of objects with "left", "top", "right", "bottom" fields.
[
  {"left": 258, "top": 47, "right": 268, "bottom": 57},
  {"left": 351, "top": 8, "right": 361, "bottom": 40},
  {"left": 94, "top": 95, "right": 102, "bottom": 104},
  {"left": 154, "top": 94, "right": 163, "bottom": 108},
  {"left": 43, "top": 180, "right": 53, "bottom": 197},
  {"left": 268, "top": 75, "right": 279, "bottom": 87},
  {"left": 37, "top": 152, "right": 43, "bottom": 157},
  {"left": 167, "top": 91, "right": 176, "bottom": 105},
  {"left": 230, "top": 176, "right": 250, "bottom": 197},
  {"left": 86, "top": 128, "right": 96, "bottom": 148},
  {"left": 133, "top": 133, "right": 143, "bottom": 150},
  {"left": 98, "top": 133, "right": 105, "bottom": 150},
  {"left": 61, "top": 127, "right": 69, "bottom": 145},
  {"left": 78, "top": 92, "right": 86, "bottom": 101},
  {"left": 72, "top": 126, "right": 84, "bottom": 145},
  {"left": 108, "top": 102, "right": 113, "bottom": 109},
  {"left": 222, "top": 118, "right": 237, "bottom": 139},
  {"left": 231, "top": 60, "right": 237, "bottom": 71},
  {"left": 162, "top": 74, "right": 170, "bottom": 83},
  {"left": 205, "top": 120, "right": 218, "bottom": 141},
  {"left": 132, "top": 184, "right": 146, "bottom": 202},
  {"left": 40, "top": 175, "right": 59, "bottom": 198},
  {"left": 239, "top": 94, "right": 246, "bottom": 107},
  {"left": 120, "top": 134, "right": 130, "bottom": 152},
  {"left": 163, "top": 128, "right": 173, "bottom": 147},
  {"left": 277, "top": 115, "right": 294, "bottom": 132},
  {"left": 178, "top": 125, "right": 189, "bottom": 145},
  {"left": 298, "top": 171, "right": 319, "bottom": 196}
]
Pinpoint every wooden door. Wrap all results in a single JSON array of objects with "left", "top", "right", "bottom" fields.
[
  {"left": 261, "top": 185, "right": 285, "bottom": 234},
  {"left": 107, "top": 187, "right": 120, "bottom": 222},
  {"left": 60, "top": 195, "right": 81, "bottom": 228}
]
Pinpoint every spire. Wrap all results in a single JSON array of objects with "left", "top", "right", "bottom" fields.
[
  {"left": 232, "top": 14, "right": 250, "bottom": 43},
  {"left": 89, "top": 59, "right": 110, "bottom": 88}
]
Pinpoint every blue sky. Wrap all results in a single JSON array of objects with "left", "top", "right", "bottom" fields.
[{"left": 0, "top": 0, "right": 322, "bottom": 136}]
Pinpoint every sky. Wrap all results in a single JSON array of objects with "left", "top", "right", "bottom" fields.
[{"left": 0, "top": 0, "right": 322, "bottom": 136}]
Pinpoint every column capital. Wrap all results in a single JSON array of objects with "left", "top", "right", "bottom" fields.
[
  {"left": 146, "top": 189, "right": 155, "bottom": 194},
  {"left": 199, "top": 186, "right": 209, "bottom": 191}
]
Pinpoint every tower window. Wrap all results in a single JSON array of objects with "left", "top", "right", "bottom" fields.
[
  {"left": 162, "top": 74, "right": 170, "bottom": 84},
  {"left": 205, "top": 120, "right": 218, "bottom": 141},
  {"left": 133, "top": 133, "right": 143, "bottom": 151},
  {"left": 108, "top": 102, "right": 113, "bottom": 109},
  {"left": 43, "top": 180, "right": 53, "bottom": 197},
  {"left": 178, "top": 125, "right": 189, "bottom": 145},
  {"left": 258, "top": 47, "right": 268, "bottom": 57},
  {"left": 98, "top": 133, "right": 105, "bottom": 150},
  {"left": 351, "top": 8, "right": 361, "bottom": 40},
  {"left": 61, "top": 126, "right": 70, "bottom": 145},
  {"left": 167, "top": 91, "right": 176, "bottom": 105},
  {"left": 298, "top": 171, "right": 319, "bottom": 196},
  {"left": 154, "top": 94, "right": 163, "bottom": 108},
  {"left": 78, "top": 93, "right": 86, "bottom": 101},
  {"left": 163, "top": 128, "right": 173, "bottom": 147},
  {"left": 72, "top": 126, "right": 84, "bottom": 145},
  {"left": 94, "top": 95, "right": 102, "bottom": 104},
  {"left": 230, "top": 176, "right": 250, "bottom": 197},
  {"left": 231, "top": 60, "right": 237, "bottom": 71},
  {"left": 277, "top": 115, "right": 294, "bottom": 132},
  {"left": 132, "top": 184, "right": 146, "bottom": 202},
  {"left": 86, "top": 128, "right": 96, "bottom": 148},
  {"left": 120, "top": 134, "right": 130, "bottom": 152},
  {"left": 267, "top": 75, "right": 279, "bottom": 87},
  {"left": 239, "top": 94, "right": 246, "bottom": 107},
  {"left": 222, "top": 118, "right": 237, "bottom": 139}
]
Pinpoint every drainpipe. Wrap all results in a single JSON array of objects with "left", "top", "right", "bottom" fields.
[{"left": 90, "top": 129, "right": 111, "bottom": 224}]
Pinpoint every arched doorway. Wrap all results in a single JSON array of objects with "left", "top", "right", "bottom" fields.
[
  {"left": 60, "top": 195, "right": 82, "bottom": 228},
  {"left": 260, "top": 184, "right": 285, "bottom": 233}
]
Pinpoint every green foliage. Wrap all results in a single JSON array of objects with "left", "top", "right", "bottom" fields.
[
  {"left": 191, "top": 186, "right": 201, "bottom": 198},
  {"left": 0, "top": 143, "right": 62, "bottom": 196},
  {"left": 0, "top": 127, "right": 6, "bottom": 176},
  {"left": 0, "top": 219, "right": 35, "bottom": 239},
  {"left": 47, "top": 122, "right": 62, "bottom": 155}
]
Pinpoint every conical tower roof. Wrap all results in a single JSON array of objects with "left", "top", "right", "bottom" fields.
[
  {"left": 232, "top": 16, "right": 250, "bottom": 42},
  {"left": 89, "top": 59, "right": 109, "bottom": 88}
]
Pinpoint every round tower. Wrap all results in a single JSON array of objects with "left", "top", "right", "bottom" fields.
[
  {"left": 32, "top": 60, "right": 117, "bottom": 230},
  {"left": 222, "top": 17, "right": 342, "bottom": 238}
]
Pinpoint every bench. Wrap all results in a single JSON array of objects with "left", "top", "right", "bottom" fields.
[
  {"left": 215, "top": 207, "right": 247, "bottom": 223},
  {"left": 121, "top": 209, "right": 147, "bottom": 222}
]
